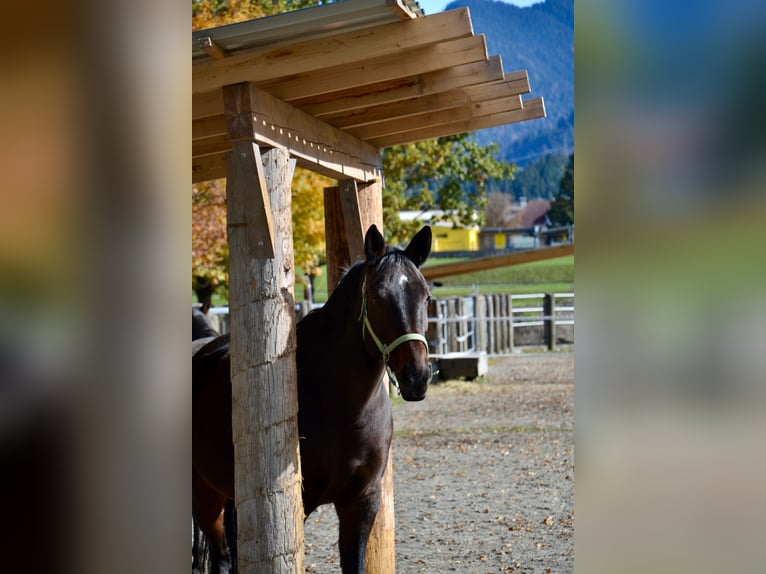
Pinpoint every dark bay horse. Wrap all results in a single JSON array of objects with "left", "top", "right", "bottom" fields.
[{"left": 193, "top": 224, "right": 433, "bottom": 573}]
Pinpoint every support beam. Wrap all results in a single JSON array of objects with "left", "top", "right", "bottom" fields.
[
  {"left": 421, "top": 243, "right": 574, "bottom": 281},
  {"left": 225, "top": 142, "right": 275, "bottom": 258},
  {"left": 338, "top": 180, "right": 365, "bottom": 263},
  {"left": 193, "top": 82, "right": 382, "bottom": 183},
  {"left": 227, "top": 146, "right": 305, "bottom": 574},
  {"left": 223, "top": 83, "right": 277, "bottom": 257}
]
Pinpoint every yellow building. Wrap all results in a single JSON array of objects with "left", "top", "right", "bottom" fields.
[
  {"left": 431, "top": 225, "right": 480, "bottom": 252},
  {"left": 399, "top": 210, "right": 480, "bottom": 253}
]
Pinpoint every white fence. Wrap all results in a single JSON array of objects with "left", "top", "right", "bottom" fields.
[{"left": 202, "top": 292, "right": 574, "bottom": 355}]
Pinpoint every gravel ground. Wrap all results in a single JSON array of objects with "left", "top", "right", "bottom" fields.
[{"left": 304, "top": 352, "right": 574, "bottom": 573}]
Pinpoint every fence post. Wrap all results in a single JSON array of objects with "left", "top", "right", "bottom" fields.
[
  {"left": 487, "top": 295, "right": 496, "bottom": 354},
  {"left": 427, "top": 298, "right": 441, "bottom": 356},
  {"left": 473, "top": 294, "right": 487, "bottom": 353},
  {"left": 447, "top": 298, "right": 458, "bottom": 352},
  {"left": 544, "top": 293, "right": 556, "bottom": 351},
  {"left": 506, "top": 294, "right": 514, "bottom": 353}
]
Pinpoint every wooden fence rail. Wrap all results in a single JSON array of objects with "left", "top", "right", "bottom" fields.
[{"left": 201, "top": 291, "right": 573, "bottom": 355}]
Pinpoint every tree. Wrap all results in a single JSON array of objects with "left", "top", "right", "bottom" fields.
[
  {"left": 381, "top": 134, "right": 515, "bottom": 245},
  {"left": 192, "top": 179, "right": 228, "bottom": 300},
  {"left": 291, "top": 167, "right": 331, "bottom": 300},
  {"left": 485, "top": 191, "right": 514, "bottom": 228},
  {"left": 547, "top": 153, "right": 574, "bottom": 227}
]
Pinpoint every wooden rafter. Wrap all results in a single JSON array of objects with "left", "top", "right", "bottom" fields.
[
  {"left": 192, "top": 9, "right": 473, "bottom": 95},
  {"left": 367, "top": 97, "right": 546, "bottom": 148},
  {"left": 192, "top": 3, "right": 547, "bottom": 182}
]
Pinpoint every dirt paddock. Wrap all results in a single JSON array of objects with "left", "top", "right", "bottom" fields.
[{"left": 304, "top": 352, "right": 574, "bottom": 573}]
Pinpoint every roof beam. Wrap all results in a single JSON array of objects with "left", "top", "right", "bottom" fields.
[
  {"left": 263, "top": 34, "right": 488, "bottom": 102},
  {"left": 386, "top": 0, "right": 423, "bottom": 19},
  {"left": 346, "top": 95, "right": 523, "bottom": 140},
  {"left": 193, "top": 84, "right": 382, "bottom": 182},
  {"left": 192, "top": 9, "right": 473, "bottom": 94},
  {"left": 368, "top": 96, "right": 546, "bottom": 148},
  {"left": 190, "top": 63, "right": 522, "bottom": 141},
  {"left": 198, "top": 37, "right": 229, "bottom": 60},
  {"left": 299, "top": 57, "right": 506, "bottom": 118},
  {"left": 329, "top": 71, "right": 529, "bottom": 129}
]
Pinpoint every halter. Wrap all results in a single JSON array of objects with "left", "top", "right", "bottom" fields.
[{"left": 358, "top": 276, "right": 429, "bottom": 392}]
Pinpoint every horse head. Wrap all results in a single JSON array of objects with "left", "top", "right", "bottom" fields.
[{"left": 361, "top": 224, "right": 433, "bottom": 401}]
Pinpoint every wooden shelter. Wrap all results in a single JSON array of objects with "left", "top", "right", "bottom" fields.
[{"left": 192, "top": 1, "right": 545, "bottom": 572}]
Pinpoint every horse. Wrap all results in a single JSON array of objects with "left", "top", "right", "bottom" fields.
[
  {"left": 192, "top": 306, "right": 218, "bottom": 341},
  {"left": 192, "top": 224, "right": 433, "bottom": 573}
]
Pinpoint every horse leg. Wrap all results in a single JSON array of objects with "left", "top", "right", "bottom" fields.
[
  {"left": 193, "top": 469, "right": 232, "bottom": 574},
  {"left": 223, "top": 499, "right": 237, "bottom": 573},
  {"left": 335, "top": 495, "right": 381, "bottom": 574}
]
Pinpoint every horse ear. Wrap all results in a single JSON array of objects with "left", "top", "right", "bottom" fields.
[
  {"left": 364, "top": 224, "right": 386, "bottom": 264},
  {"left": 403, "top": 226, "right": 432, "bottom": 267}
]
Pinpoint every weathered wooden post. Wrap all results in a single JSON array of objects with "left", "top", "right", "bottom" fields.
[
  {"left": 224, "top": 82, "right": 304, "bottom": 574},
  {"left": 544, "top": 293, "right": 556, "bottom": 351},
  {"left": 473, "top": 294, "right": 487, "bottom": 354},
  {"left": 324, "top": 178, "right": 395, "bottom": 574}
]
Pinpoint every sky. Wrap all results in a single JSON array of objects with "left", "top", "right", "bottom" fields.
[{"left": 416, "top": 0, "right": 542, "bottom": 16}]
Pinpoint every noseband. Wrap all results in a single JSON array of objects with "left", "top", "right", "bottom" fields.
[{"left": 358, "top": 276, "right": 429, "bottom": 391}]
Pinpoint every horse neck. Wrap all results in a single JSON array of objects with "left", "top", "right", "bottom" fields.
[{"left": 317, "top": 265, "right": 387, "bottom": 416}]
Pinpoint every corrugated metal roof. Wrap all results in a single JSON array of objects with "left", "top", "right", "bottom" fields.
[
  {"left": 191, "top": 0, "right": 545, "bottom": 183},
  {"left": 192, "top": 0, "right": 424, "bottom": 61}
]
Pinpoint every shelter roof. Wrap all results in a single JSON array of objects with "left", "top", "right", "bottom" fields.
[{"left": 192, "top": 0, "right": 546, "bottom": 183}]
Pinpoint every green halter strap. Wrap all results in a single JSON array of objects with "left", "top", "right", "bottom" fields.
[{"left": 358, "top": 277, "right": 429, "bottom": 391}]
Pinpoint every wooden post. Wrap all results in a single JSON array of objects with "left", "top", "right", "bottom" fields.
[
  {"left": 473, "top": 294, "right": 487, "bottom": 354},
  {"left": 544, "top": 293, "right": 556, "bottom": 351},
  {"left": 225, "top": 82, "right": 304, "bottom": 574},
  {"left": 325, "top": 177, "right": 395, "bottom": 574}
]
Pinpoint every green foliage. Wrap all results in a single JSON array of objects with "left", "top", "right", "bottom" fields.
[
  {"left": 504, "top": 152, "right": 568, "bottom": 200},
  {"left": 547, "top": 154, "right": 574, "bottom": 226},
  {"left": 382, "top": 134, "right": 515, "bottom": 245}
]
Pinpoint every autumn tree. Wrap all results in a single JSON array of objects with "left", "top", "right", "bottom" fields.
[
  {"left": 485, "top": 190, "right": 514, "bottom": 228},
  {"left": 192, "top": 179, "right": 228, "bottom": 301},
  {"left": 381, "top": 134, "right": 515, "bottom": 244},
  {"left": 291, "top": 167, "right": 331, "bottom": 301}
]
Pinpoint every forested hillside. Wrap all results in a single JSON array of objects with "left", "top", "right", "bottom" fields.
[{"left": 444, "top": 0, "right": 574, "bottom": 166}]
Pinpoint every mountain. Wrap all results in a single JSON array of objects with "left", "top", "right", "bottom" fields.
[{"left": 444, "top": 0, "right": 574, "bottom": 166}]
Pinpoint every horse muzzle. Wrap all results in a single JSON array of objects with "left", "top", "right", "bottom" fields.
[{"left": 395, "top": 362, "right": 432, "bottom": 401}]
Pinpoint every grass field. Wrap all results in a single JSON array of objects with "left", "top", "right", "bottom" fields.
[{"left": 198, "top": 254, "right": 574, "bottom": 306}]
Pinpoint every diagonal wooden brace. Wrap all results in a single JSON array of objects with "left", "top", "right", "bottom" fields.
[
  {"left": 223, "top": 82, "right": 276, "bottom": 259},
  {"left": 226, "top": 141, "right": 276, "bottom": 259}
]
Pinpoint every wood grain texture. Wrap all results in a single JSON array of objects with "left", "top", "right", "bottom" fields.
[{"left": 227, "top": 146, "right": 304, "bottom": 574}]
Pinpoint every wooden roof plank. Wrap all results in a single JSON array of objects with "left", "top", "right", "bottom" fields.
[
  {"left": 198, "top": 37, "right": 229, "bottom": 60},
  {"left": 367, "top": 96, "right": 546, "bottom": 148},
  {"left": 192, "top": 152, "right": 228, "bottom": 184},
  {"left": 192, "top": 9, "right": 473, "bottom": 94},
  {"left": 386, "top": 0, "right": 423, "bottom": 19},
  {"left": 328, "top": 72, "right": 528, "bottom": 130},
  {"left": 293, "top": 56, "right": 504, "bottom": 118},
  {"left": 346, "top": 95, "right": 522, "bottom": 140},
  {"left": 262, "top": 35, "right": 488, "bottom": 103}
]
